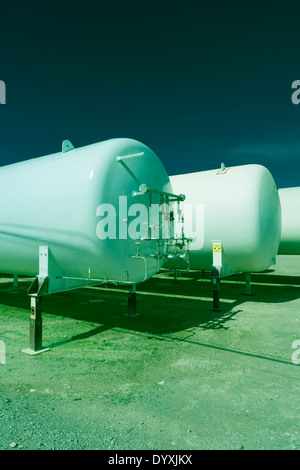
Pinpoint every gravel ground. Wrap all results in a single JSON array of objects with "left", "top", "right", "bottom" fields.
[{"left": 1, "top": 263, "right": 300, "bottom": 450}]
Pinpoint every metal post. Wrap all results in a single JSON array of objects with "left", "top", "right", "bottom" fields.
[
  {"left": 243, "top": 272, "right": 254, "bottom": 296},
  {"left": 211, "top": 276, "right": 221, "bottom": 311},
  {"left": 13, "top": 274, "right": 18, "bottom": 287},
  {"left": 173, "top": 268, "right": 179, "bottom": 283},
  {"left": 29, "top": 296, "right": 43, "bottom": 352},
  {"left": 245, "top": 272, "right": 251, "bottom": 295},
  {"left": 127, "top": 284, "right": 138, "bottom": 317},
  {"left": 22, "top": 296, "right": 49, "bottom": 355}
]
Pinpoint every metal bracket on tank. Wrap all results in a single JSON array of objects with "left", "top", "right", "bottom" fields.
[
  {"left": 62, "top": 140, "right": 75, "bottom": 153},
  {"left": 27, "top": 246, "right": 50, "bottom": 297},
  {"left": 27, "top": 275, "right": 49, "bottom": 298},
  {"left": 116, "top": 152, "right": 145, "bottom": 161},
  {"left": 216, "top": 162, "right": 229, "bottom": 175}
]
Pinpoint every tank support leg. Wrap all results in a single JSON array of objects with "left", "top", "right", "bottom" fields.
[
  {"left": 126, "top": 284, "right": 138, "bottom": 317},
  {"left": 245, "top": 272, "right": 251, "bottom": 295},
  {"left": 243, "top": 272, "right": 255, "bottom": 296},
  {"left": 22, "top": 296, "right": 49, "bottom": 355},
  {"left": 23, "top": 245, "right": 49, "bottom": 354},
  {"left": 173, "top": 269, "right": 179, "bottom": 283},
  {"left": 13, "top": 274, "right": 18, "bottom": 287},
  {"left": 211, "top": 276, "right": 221, "bottom": 311},
  {"left": 29, "top": 296, "right": 43, "bottom": 352}
]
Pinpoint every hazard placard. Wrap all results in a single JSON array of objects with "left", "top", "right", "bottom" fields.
[{"left": 213, "top": 243, "right": 222, "bottom": 253}]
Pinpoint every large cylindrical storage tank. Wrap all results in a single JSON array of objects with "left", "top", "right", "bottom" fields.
[
  {"left": 170, "top": 164, "right": 281, "bottom": 274},
  {"left": 0, "top": 138, "right": 172, "bottom": 284},
  {"left": 278, "top": 187, "right": 300, "bottom": 255}
]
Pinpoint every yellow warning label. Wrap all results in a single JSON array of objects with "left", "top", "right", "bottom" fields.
[{"left": 213, "top": 243, "right": 222, "bottom": 253}]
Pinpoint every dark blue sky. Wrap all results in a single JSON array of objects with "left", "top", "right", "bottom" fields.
[{"left": 1, "top": 1, "right": 300, "bottom": 188}]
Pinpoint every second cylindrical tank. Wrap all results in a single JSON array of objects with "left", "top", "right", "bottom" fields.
[
  {"left": 169, "top": 164, "right": 281, "bottom": 274},
  {"left": 278, "top": 187, "right": 300, "bottom": 255}
]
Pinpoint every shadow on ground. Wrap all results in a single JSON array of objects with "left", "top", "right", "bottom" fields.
[
  {"left": 1, "top": 269, "right": 300, "bottom": 368},
  {"left": 0, "top": 269, "right": 300, "bottom": 338}
]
